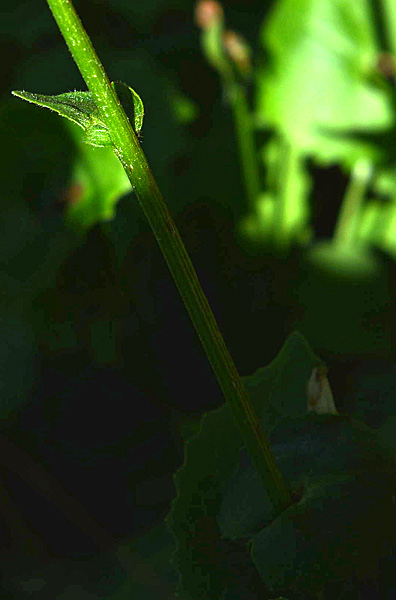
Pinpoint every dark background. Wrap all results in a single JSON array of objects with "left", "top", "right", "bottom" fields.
[{"left": 1, "top": 0, "right": 396, "bottom": 596}]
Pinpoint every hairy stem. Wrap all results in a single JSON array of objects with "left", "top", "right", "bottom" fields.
[{"left": 45, "top": 0, "right": 292, "bottom": 513}]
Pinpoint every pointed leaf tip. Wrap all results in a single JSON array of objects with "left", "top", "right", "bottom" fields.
[
  {"left": 12, "top": 83, "right": 144, "bottom": 146},
  {"left": 11, "top": 88, "right": 112, "bottom": 146},
  {"left": 112, "top": 81, "right": 144, "bottom": 135}
]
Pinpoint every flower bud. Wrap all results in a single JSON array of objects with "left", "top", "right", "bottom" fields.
[
  {"left": 195, "top": 0, "right": 223, "bottom": 30},
  {"left": 223, "top": 30, "right": 251, "bottom": 76},
  {"left": 376, "top": 52, "right": 396, "bottom": 79}
]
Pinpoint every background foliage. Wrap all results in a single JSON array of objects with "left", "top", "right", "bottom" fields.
[{"left": 2, "top": 0, "right": 396, "bottom": 597}]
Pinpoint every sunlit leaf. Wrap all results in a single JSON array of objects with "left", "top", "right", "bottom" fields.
[
  {"left": 63, "top": 121, "right": 131, "bottom": 233},
  {"left": 256, "top": 0, "right": 395, "bottom": 165},
  {"left": 12, "top": 89, "right": 112, "bottom": 147},
  {"left": 12, "top": 81, "right": 144, "bottom": 148}
]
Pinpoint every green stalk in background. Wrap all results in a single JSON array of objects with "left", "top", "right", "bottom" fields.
[
  {"left": 15, "top": 0, "right": 292, "bottom": 513},
  {"left": 196, "top": 1, "right": 262, "bottom": 215},
  {"left": 273, "top": 137, "right": 308, "bottom": 252},
  {"left": 196, "top": 2, "right": 309, "bottom": 254},
  {"left": 381, "top": 0, "right": 396, "bottom": 57},
  {"left": 333, "top": 159, "right": 372, "bottom": 249},
  {"left": 230, "top": 81, "right": 262, "bottom": 216}
]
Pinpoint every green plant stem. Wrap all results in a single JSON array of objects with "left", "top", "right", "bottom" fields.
[
  {"left": 274, "top": 138, "right": 303, "bottom": 252},
  {"left": 333, "top": 159, "right": 372, "bottom": 248},
  {"left": 229, "top": 82, "right": 262, "bottom": 214},
  {"left": 381, "top": 0, "right": 396, "bottom": 56},
  {"left": 45, "top": 0, "right": 292, "bottom": 513},
  {"left": 200, "top": 20, "right": 261, "bottom": 214}
]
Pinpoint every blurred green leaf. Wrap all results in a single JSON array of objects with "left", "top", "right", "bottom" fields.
[
  {"left": 169, "top": 92, "right": 199, "bottom": 124},
  {"left": 256, "top": 0, "right": 394, "bottom": 165},
  {"left": 305, "top": 241, "right": 380, "bottom": 278},
  {"left": 240, "top": 137, "right": 312, "bottom": 245},
  {"left": 63, "top": 121, "right": 131, "bottom": 233}
]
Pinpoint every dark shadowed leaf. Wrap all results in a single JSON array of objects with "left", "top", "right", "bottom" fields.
[{"left": 166, "top": 332, "right": 322, "bottom": 599}]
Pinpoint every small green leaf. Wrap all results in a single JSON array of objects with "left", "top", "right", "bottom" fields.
[
  {"left": 11, "top": 89, "right": 112, "bottom": 147},
  {"left": 12, "top": 81, "right": 144, "bottom": 148},
  {"left": 112, "top": 81, "right": 144, "bottom": 135},
  {"left": 63, "top": 120, "right": 131, "bottom": 232}
]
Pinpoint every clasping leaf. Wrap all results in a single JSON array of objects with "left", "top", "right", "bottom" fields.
[
  {"left": 112, "top": 80, "right": 144, "bottom": 136},
  {"left": 12, "top": 81, "right": 144, "bottom": 148}
]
